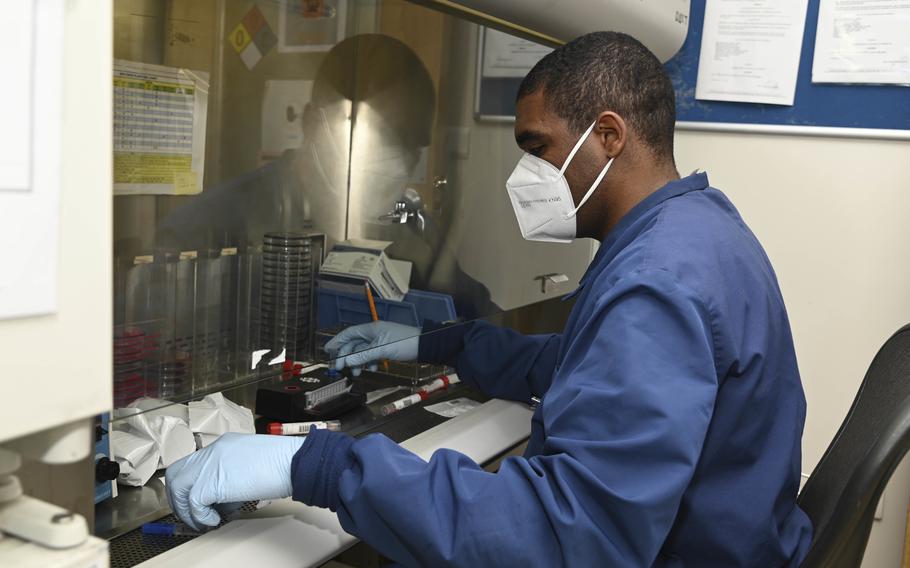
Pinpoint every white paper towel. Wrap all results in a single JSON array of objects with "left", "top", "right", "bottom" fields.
[
  {"left": 111, "top": 394, "right": 256, "bottom": 486},
  {"left": 116, "top": 407, "right": 197, "bottom": 468},
  {"left": 110, "top": 430, "right": 161, "bottom": 486},
  {"left": 189, "top": 393, "right": 255, "bottom": 447}
]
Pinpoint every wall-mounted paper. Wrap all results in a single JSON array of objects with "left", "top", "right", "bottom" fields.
[
  {"left": 0, "top": 1, "right": 35, "bottom": 191},
  {"left": 0, "top": 0, "right": 63, "bottom": 320},
  {"left": 113, "top": 60, "right": 209, "bottom": 196},
  {"left": 812, "top": 0, "right": 910, "bottom": 85},
  {"left": 481, "top": 28, "right": 552, "bottom": 79},
  {"left": 696, "top": 0, "right": 810, "bottom": 106}
]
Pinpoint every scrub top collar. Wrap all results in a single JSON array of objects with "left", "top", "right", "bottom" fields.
[{"left": 564, "top": 171, "right": 710, "bottom": 300}]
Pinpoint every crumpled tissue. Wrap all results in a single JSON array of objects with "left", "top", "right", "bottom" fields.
[
  {"left": 111, "top": 398, "right": 195, "bottom": 485},
  {"left": 110, "top": 430, "right": 161, "bottom": 487},
  {"left": 189, "top": 392, "right": 255, "bottom": 448},
  {"left": 129, "top": 396, "right": 190, "bottom": 423},
  {"left": 110, "top": 394, "right": 256, "bottom": 485}
]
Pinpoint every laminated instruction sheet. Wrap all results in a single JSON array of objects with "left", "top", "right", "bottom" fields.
[
  {"left": 695, "top": 0, "right": 809, "bottom": 106},
  {"left": 113, "top": 60, "right": 209, "bottom": 195},
  {"left": 812, "top": 0, "right": 910, "bottom": 85}
]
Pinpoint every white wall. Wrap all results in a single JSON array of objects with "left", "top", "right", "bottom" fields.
[
  {"left": 675, "top": 129, "right": 910, "bottom": 568},
  {"left": 0, "top": 0, "right": 112, "bottom": 443}
]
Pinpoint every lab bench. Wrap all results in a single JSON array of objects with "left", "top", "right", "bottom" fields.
[{"left": 97, "top": 376, "right": 533, "bottom": 567}]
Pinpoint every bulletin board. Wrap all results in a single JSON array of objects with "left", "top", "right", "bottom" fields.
[
  {"left": 475, "top": 2, "right": 910, "bottom": 139},
  {"left": 667, "top": 0, "right": 910, "bottom": 138}
]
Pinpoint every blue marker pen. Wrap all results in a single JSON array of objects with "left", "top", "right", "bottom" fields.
[{"left": 142, "top": 522, "right": 201, "bottom": 536}]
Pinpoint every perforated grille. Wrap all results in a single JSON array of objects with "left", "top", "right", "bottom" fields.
[{"left": 109, "top": 503, "right": 258, "bottom": 568}]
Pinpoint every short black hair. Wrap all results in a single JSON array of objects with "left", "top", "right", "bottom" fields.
[{"left": 518, "top": 31, "right": 676, "bottom": 162}]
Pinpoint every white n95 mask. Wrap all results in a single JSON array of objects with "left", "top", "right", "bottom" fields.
[{"left": 506, "top": 120, "right": 614, "bottom": 243}]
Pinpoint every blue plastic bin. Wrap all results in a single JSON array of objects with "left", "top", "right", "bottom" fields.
[{"left": 317, "top": 286, "right": 456, "bottom": 329}]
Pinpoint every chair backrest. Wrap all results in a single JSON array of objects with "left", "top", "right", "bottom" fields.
[{"left": 798, "top": 324, "right": 910, "bottom": 567}]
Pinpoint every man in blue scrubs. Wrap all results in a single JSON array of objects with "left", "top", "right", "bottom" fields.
[{"left": 166, "top": 32, "right": 813, "bottom": 566}]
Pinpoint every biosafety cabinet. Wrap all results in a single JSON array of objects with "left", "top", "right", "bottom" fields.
[
  {"left": 103, "top": 0, "right": 596, "bottom": 430},
  {"left": 107, "top": 0, "right": 688, "bottom": 399},
  {"left": 0, "top": 0, "right": 687, "bottom": 565}
]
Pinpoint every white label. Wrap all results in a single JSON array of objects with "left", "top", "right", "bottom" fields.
[{"left": 424, "top": 398, "right": 481, "bottom": 419}]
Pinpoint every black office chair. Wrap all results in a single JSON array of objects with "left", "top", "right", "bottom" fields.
[{"left": 798, "top": 324, "right": 910, "bottom": 567}]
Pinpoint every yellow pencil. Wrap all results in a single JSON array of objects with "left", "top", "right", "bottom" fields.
[
  {"left": 364, "top": 283, "right": 389, "bottom": 371},
  {"left": 365, "top": 282, "right": 379, "bottom": 322}
]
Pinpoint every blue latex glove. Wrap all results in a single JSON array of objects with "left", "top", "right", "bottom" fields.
[
  {"left": 324, "top": 321, "right": 420, "bottom": 376},
  {"left": 165, "top": 433, "right": 305, "bottom": 530}
]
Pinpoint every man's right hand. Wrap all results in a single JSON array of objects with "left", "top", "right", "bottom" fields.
[{"left": 325, "top": 321, "right": 420, "bottom": 376}]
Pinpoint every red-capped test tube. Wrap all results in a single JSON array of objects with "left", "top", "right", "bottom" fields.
[
  {"left": 268, "top": 420, "right": 341, "bottom": 436},
  {"left": 380, "top": 374, "right": 461, "bottom": 416}
]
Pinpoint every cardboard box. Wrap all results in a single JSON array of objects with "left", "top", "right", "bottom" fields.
[{"left": 319, "top": 239, "right": 412, "bottom": 302}]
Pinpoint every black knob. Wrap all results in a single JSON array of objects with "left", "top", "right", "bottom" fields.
[{"left": 95, "top": 457, "right": 120, "bottom": 482}]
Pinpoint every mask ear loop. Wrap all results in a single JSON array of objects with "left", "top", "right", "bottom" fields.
[
  {"left": 558, "top": 120, "right": 598, "bottom": 177},
  {"left": 560, "top": 119, "right": 615, "bottom": 220},
  {"left": 564, "top": 157, "right": 614, "bottom": 220}
]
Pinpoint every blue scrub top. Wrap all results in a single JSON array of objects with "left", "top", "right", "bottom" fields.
[{"left": 292, "top": 172, "right": 814, "bottom": 567}]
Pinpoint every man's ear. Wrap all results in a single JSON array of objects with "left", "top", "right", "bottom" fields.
[{"left": 594, "top": 111, "right": 628, "bottom": 159}]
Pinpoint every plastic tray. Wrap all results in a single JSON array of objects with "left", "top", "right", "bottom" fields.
[{"left": 316, "top": 286, "right": 456, "bottom": 329}]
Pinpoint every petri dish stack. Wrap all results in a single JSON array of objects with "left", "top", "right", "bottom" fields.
[
  {"left": 259, "top": 232, "right": 318, "bottom": 362},
  {"left": 155, "top": 360, "right": 188, "bottom": 399},
  {"left": 113, "top": 327, "right": 153, "bottom": 408}
]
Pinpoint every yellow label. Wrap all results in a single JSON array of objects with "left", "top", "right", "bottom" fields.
[
  {"left": 113, "top": 78, "right": 194, "bottom": 95},
  {"left": 174, "top": 171, "right": 199, "bottom": 195},
  {"left": 229, "top": 23, "right": 252, "bottom": 53},
  {"left": 114, "top": 153, "right": 192, "bottom": 185}
]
